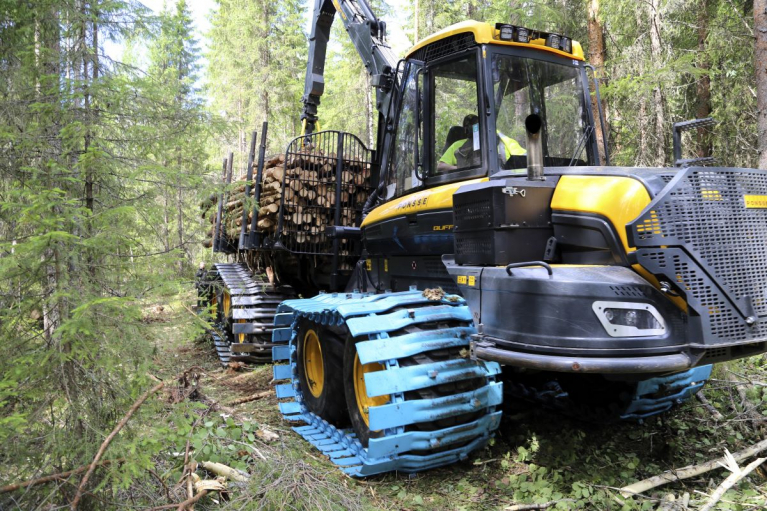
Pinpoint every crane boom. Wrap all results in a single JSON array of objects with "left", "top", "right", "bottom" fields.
[{"left": 301, "top": 0, "right": 399, "bottom": 136}]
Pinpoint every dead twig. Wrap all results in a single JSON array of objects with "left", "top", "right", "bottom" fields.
[
  {"left": 71, "top": 382, "right": 165, "bottom": 510},
  {"left": 700, "top": 451, "right": 766, "bottom": 511},
  {"left": 620, "top": 438, "right": 767, "bottom": 497},
  {"left": 696, "top": 391, "right": 724, "bottom": 421},
  {"left": 228, "top": 439, "right": 267, "bottom": 461},
  {"left": 147, "top": 489, "right": 209, "bottom": 511},
  {"left": 0, "top": 460, "right": 121, "bottom": 494},
  {"left": 185, "top": 463, "right": 195, "bottom": 510},
  {"left": 726, "top": 373, "right": 765, "bottom": 425},
  {"left": 227, "top": 390, "right": 271, "bottom": 405},
  {"left": 148, "top": 468, "right": 173, "bottom": 503},
  {"left": 506, "top": 499, "right": 576, "bottom": 510}
]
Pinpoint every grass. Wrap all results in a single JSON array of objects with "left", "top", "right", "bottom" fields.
[{"left": 142, "top": 292, "right": 767, "bottom": 511}]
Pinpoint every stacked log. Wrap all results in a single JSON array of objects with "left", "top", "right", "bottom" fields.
[{"left": 201, "top": 150, "right": 372, "bottom": 250}]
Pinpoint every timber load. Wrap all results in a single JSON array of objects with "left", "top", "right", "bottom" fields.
[{"left": 201, "top": 149, "right": 372, "bottom": 250}]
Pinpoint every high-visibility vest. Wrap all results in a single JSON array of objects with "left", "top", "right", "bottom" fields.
[
  {"left": 439, "top": 133, "right": 526, "bottom": 165},
  {"left": 497, "top": 132, "right": 526, "bottom": 158}
]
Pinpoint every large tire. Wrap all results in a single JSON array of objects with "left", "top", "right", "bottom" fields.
[
  {"left": 343, "top": 321, "right": 486, "bottom": 447},
  {"left": 297, "top": 321, "right": 348, "bottom": 425},
  {"left": 274, "top": 291, "right": 502, "bottom": 476},
  {"left": 343, "top": 337, "right": 387, "bottom": 446}
]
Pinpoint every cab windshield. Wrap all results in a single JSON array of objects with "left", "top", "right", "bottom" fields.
[{"left": 492, "top": 53, "right": 591, "bottom": 168}]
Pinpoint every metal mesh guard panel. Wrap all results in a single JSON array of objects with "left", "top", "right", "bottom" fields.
[
  {"left": 629, "top": 168, "right": 767, "bottom": 342},
  {"left": 277, "top": 131, "right": 374, "bottom": 255},
  {"left": 410, "top": 33, "right": 476, "bottom": 63}
]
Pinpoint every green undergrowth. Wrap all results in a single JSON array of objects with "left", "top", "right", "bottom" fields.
[{"left": 42, "top": 291, "right": 764, "bottom": 510}]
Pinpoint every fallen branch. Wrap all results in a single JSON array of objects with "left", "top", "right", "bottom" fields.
[
  {"left": 696, "top": 391, "right": 724, "bottom": 421},
  {"left": 200, "top": 461, "right": 250, "bottom": 482},
  {"left": 700, "top": 452, "right": 766, "bottom": 511},
  {"left": 227, "top": 390, "right": 271, "bottom": 405},
  {"left": 185, "top": 463, "right": 195, "bottom": 510},
  {"left": 506, "top": 499, "right": 576, "bottom": 510},
  {"left": 71, "top": 382, "right": 165, "bottom": 510},
  {"left": 147, "top": 489, "right": 209, "bottom": 511},
  {"left": 0, "top": 459, "right": 121, "bottom": 494},
  {"left": 620, "top": 438, "right": 767, "bottom": 497},
  {"left": 727, "top": 373, "right": 766, "bottom": 425}
]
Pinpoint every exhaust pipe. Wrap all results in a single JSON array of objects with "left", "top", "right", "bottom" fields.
[{"left": 525, "top": 114, "right": 544, "bottom": 181}]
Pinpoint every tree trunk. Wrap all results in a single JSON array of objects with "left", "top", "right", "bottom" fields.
[
  {"left": 587, "top": 0, "right": 608, "bottom": 165},
  {"left": 414, "top": 0, "right": 419, "bottom": 42},
  {"left": 756, "top": 0, "right": 767, "bottom": 169},
  {"left": 261, "top": 2, "right": 271, "bottom": 121},
  {"left": 163, "top": 188, "right": 170, "bottom": 253},
  {"left": 696, "top": 0, "right": 712, "bottom": 159},
  {"left": 649, "top": 0, "right": 667, "bottom": 166},
  {"left": 177, "top": 185, "right": 184, "bottom": 274}
]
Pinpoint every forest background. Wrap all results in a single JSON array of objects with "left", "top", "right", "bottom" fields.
[{"left": 1, "top": 0, "right": 767, "bottom": 509}]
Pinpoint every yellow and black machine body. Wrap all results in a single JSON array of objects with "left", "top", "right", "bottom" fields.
[{"left": 203, "top": 0, "right": 767, "bottom": 476}]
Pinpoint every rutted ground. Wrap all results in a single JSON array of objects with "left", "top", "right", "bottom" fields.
[{"left": 148, "top": 293, "right": 767, "bottom": 511}]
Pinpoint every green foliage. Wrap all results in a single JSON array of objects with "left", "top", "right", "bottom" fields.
[{"left": 0, "top": 0, "right": 221, "bottom": 507}]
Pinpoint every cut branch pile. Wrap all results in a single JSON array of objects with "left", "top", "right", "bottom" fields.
[{"left": 201, "top": 150, "right": 371, "bottom": 248}]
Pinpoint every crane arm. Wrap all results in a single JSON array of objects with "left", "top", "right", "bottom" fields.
[{"left": 301, "top": 0, "right": 399, "bottom": 136}]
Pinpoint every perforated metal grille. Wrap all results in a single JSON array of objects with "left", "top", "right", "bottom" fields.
[
  {"left": 659, "top": 174, "right": 677, "bottom": 184},
  {"left": 455, "top": 233, "right": 493, "bottom": 257},
  {"left": 700, "top": 347, "right": 729, "bottom": 363},
  {"left": 410, "top": 33, "right": 476, "bottom": 63},
  {"left": 454, "top": 199, "right": 491, "bottom": 223},
  {"left": 610, "top": 285, "right": 646, "bottom": 298},
  {"left": 630, "top": 168, "right": 767, "bottom": 342},
  {"left": 277, "top": 131, "right": 374, "bottom": 256}
]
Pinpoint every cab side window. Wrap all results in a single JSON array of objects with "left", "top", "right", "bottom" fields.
[
  {"left": 430, "top": 54, "right": 480, "bottom": 176},
  {"left": 386, "top": 62, "right": 423, "bottom": 199}
]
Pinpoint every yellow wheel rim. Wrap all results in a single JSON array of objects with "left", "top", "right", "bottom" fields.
[
  {"left": 237, "top": 319, "right": 247, "bottom": 343},
  {"left": 222, "top": 292, "right": 231, "bottom": 318},
  {"left": 209, "top": 295, "right": 218, "bottom": 318},
  {"left": 353, "top": 353, "right": 389, "bottom": 427},
  {"left": 302, "top": 330, "right": 324, "bottom": 398}
]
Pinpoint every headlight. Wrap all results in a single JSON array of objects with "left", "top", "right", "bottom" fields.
[{"left": 592, "top": 301, "right": 667, "bottom": 338}]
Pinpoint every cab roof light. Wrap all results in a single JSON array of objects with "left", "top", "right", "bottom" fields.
[
  {"left": 515, "top": 26, "right": 530, "bottom": 43},
  {"left": 545, "top": 33, "right": 561, "bottom": 50},
  {"left": 495, "top": 23, "right": 515, "bottom": 41},
  {"left": 560, "top": 36, "right": 572, "bottom": 54},
  {"left": 493, "top": 23, "right": 571, "bottom": 52}
]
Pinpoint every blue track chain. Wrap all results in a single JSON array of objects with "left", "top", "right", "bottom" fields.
[
  {"left": 622, "top": 365, "right": 712, "bottom": 420},
  {"left": 271, "top": 289, "right": 502, "bottom": 477},
  {"left": 504, "top": 364, "right": 713, "bottom": 422}
]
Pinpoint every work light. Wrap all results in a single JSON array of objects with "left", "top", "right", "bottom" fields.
[
  {"left": 495, "top": 23, "right": 514, "bottom": 41},
  {"left": 593, "top": 301, "right": 667, "bottom": 338},
  {"left": 559, "top": 36, "right": 572, "bottom": 53},
  {"left": 545, "top": 33, "right": 561, "bottom": 50}
]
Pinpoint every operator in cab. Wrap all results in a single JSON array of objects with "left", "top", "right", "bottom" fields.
[{"left": 437, "top": 114, "right": 526, "bottom": 172}]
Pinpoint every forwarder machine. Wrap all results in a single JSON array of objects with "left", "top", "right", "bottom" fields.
[{"left": 200, "top": 0, "right": 767, "bottom": 476}]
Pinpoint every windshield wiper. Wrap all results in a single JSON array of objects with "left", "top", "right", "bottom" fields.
[{"left": 568, "top": 125, "right": 593, "bottom": 166}]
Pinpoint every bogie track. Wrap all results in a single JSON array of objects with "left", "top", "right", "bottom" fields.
[
  {"left": 206, "top": 263, "right": 294, "bottom": 366},
  {"left": 503, "top": 365, "right": 713, "bottom": 422},
  {"left": 272, "top": 289, "right": 502, "bottom": 476}
]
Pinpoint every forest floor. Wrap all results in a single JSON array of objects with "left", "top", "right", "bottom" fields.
[{"left": 144, "top": 291, "right": 767, "bottom": 511}]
